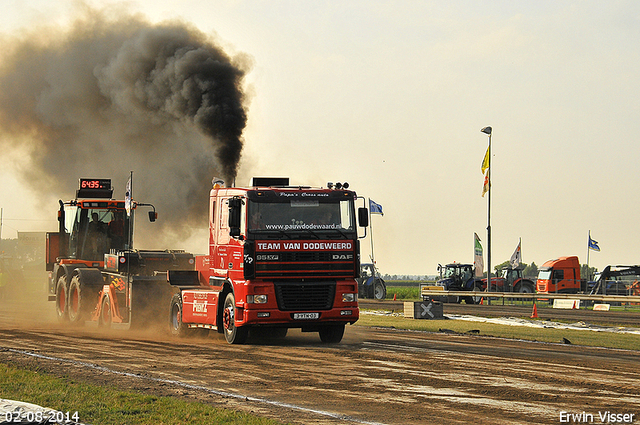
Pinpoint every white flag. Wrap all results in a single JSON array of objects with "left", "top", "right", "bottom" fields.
[
  {"left": 510, "top": 240, "right": 522, "bottom": 269},
  {"left": 474, "top": 233, "right": 484, "bottom": 277},
  {"left": 125, "top": 176, "right": 132, "bottom": 217}
]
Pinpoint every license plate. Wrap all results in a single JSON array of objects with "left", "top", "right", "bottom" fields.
[{"left": 293, "top": 312, "right": 320, "bottom": 320}]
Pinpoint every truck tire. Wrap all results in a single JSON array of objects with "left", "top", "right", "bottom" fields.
[
  {"left": 514, "top": 281, "right": 535, "bottom": 301},
  {"left": 67, "top": 277, "right": 82, "bottom": 324},
  {"left": 373, "top": 279, "right": 387, "bottom": 300},
  {"left": 170, "top": 294, "right": 189, "bottom": 337},
  {"left": 68, "top": 270, "right": 102, "bottom": 325},
  {"left": 516, "top": 281, "right": 534, "bottom": 293},
  {"left": 319, "top": 324, "right": 345, "bottom": 343},
  {"left": 466, "top": 284, "right": 483, "bottom": 305},
  {"left": 270, "top": 327, "right": 288, "bottom": 339},
  {"left": 99, "top": 295, "right": 113, "bottom": 328},
  {"left": 222, "top": 292, "right": 248, "bottom": 344},
  {"left": 251, "top": 327, "right": 288, "bottom": 340},
  {"left": 55, "top": 276, "right": 69, "bottom": 322}
]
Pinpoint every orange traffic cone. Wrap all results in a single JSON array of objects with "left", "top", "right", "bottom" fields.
[
  {"left": 479, "top": 297, "right": 484, "bottom": 305},
  {"left": 572, "top": 300, "right": 577, "bottom": 309},
  {"left": 530, "top": 303, "right": 538, "bottom": 319},
  {"left": 393, "top": 293, "right": 396, "bottom": 301}
]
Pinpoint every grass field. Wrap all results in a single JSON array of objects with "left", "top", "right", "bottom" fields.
[
  {"left": 384, "top": 285, "right": 420, "bottom": 300},
  {"left": 355, "top": 311, "right": 640, "bottom": 351},
  {"left": 0, "top": 363, "right": 283, "bottom": 425}
]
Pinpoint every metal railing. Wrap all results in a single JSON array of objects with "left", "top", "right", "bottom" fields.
[{"left": 420, "top": 287, "right": 640, "bottom": 304}]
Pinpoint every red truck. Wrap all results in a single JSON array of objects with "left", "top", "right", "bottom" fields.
[
  {"left": 170, "top": 177, "right": 368, "bottom": 344},
  {"left": 536, "top": 256, "right": 587, "bottom": 294},
  {"left": 47, "top": 177, "right": 367, "bottom": 344},
  {"left": 482, "top": 267, "right": 535, "bottom": 293}
]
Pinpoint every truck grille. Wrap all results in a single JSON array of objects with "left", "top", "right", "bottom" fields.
[
  {"left": 255, "top": 251, "right": 355, "bottom": 278},
  {"left": 274, "top": 281, "right": 335, "bottom": 311},
  {"left": 256, "top": 262, "right": 353, "bottom": 278}
]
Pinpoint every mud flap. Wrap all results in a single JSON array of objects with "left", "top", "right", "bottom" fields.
[{"left": 129, "top": 276, "right": 175, "bottom": 330}]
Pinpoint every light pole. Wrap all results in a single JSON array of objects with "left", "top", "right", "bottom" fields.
[{"left": 481, "top": 126, "right": 492, "bottom": 296}]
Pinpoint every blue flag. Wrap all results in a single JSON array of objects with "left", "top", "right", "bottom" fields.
[
  {"left": 588, "top": 235, "right": 600, "bottom": 252},
  {"left": 369, "top": 199, "right": 383, "bottom": 215}
]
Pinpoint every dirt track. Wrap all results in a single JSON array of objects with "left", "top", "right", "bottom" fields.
[{"left": 1, "top": 303, "right": 639, "bottom": 425}]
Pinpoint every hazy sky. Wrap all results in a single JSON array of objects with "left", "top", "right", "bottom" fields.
[{"left": 1, "top": 1, "right": 639, "bottom": 276}]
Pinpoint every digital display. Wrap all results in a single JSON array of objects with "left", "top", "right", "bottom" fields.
[
  {"left": 77, "top": 178, "right": 113, "bottom": 199},
  {"left": 79, "top": 178, "right": 111, "bottom": 190}
]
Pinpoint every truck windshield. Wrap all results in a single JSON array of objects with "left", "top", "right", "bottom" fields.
[
  {"left": 444, "top": 267, "right": 458, "bottom": 278},
  {"left": 248, "top": 199, "right": 355, "bottom": 232},
  {"left": 68, "top": 206, "right": 129, "bottom": 260},
  {"left": 538, "top": 270, "right": 552, "bottom": 280}
]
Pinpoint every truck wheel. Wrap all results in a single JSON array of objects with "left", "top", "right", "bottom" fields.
[
  {"left": 55, "top": 276, "right": 68, "bottom": 322},
  {"left": 251, "top": 327, "right": 288, "bottom": 340},
  {"left": 270, "top": 327, "right": 288, "bottom": 339},
  {"left": 466, "top": 285, "right": 483, "bottom": 304},
  {"left": 517, "top": 282, "right": 534, "bottom": 293},
  {"left": 67, "top": 276, "right": 88, "bottom": 325},
  {"left": 99, "top": 295, "right": 113, "bottom": 328},
  {"left": 373, "top": 280, "right": 387, "bottom": 301},
  {"left": 319, "top": 324, "right": 345, "bottom": 343},
  {"left": 514, "top": 281, "right": 534, "bottom": 301},
  {"left": 223, "top": 292, "right": 248, "bottom": 344},
  {"left": 170, "top": 295, "right": 189, "bottom": 337}
]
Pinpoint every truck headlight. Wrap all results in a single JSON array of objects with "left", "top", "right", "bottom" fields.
[
  {"left": 342, "top": 293, "right": 357, "bottom": 303},
  {"left": 247, "top": 294, "right": 268, "bottom": 304}
]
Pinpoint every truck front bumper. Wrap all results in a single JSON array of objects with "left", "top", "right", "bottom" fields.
[{"left": 239, "top": 306, "right": 359, "bottom": 327}]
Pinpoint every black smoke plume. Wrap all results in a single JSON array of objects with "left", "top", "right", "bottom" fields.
[{"left": 0, "top": 9, "right": 250, "bottom": 247}]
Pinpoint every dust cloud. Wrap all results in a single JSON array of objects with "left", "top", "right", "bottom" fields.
[{"left": 0, "top": 7, "right": 251, "bottom": 248}]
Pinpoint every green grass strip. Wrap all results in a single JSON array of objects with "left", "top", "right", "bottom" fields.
[
  {"left": 356, "top": 312, "right": 640, "bottom": 351},
  {"left": 0, "top": 363, "right": 284, "bottom": 425}
]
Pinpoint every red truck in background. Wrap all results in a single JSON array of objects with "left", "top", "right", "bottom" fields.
[
  {"left": 482, "top": 267, "right": 535, "bottom": 293},
  {"left": 536, "top": 256, "right": 587, "bottom": 294},
  {"left": 170, "top": 177, "right": 369, "bottom": 344}
]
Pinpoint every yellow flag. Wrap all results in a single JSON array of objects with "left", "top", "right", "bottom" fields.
[{"left": 481, "top": 145, "right": 490, "bottom": 174}]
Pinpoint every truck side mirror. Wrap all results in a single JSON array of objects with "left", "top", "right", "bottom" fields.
[
  {"left": 358, "top": 207, "right": 369, "bottom": 227},
  {"left": 148, "top": 211, "right": 157, "bottom": 222},
  {"left": 228, "top": 197, "right": 243, "bottom": 237}
]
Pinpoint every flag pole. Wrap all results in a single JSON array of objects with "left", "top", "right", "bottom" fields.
[
  {"left": 481, "top": 127, "right": 492, "bottom": 296},
  {"left": 488, "top": 132, "right": 491, "bottom": 293},
  {"left": 126, "top": 171, "right": 133, "bottom": 324},
  {"left": 126, "top": 171, "right": 133, "bottom": 249},
  {"left": 586, "top": 230, "right": 590, "bottom": 279},
  {"left": 368, "top": 198, "right": 376, "bottom": 265}
]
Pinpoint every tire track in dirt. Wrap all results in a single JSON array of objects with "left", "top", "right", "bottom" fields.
[{"left": 1, "top": 324, "right": 639, "bottom": 425}]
